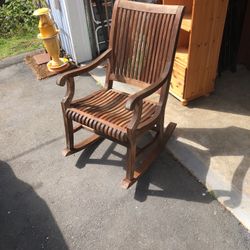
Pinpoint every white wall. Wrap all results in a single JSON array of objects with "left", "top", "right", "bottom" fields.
[{"left": 47, "top": 0, "right": 92, "bottom": 63}]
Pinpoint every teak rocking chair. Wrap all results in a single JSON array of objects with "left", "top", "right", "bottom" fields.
[{"left": 57, "top": 0, "right": 184, "bottom": 188}]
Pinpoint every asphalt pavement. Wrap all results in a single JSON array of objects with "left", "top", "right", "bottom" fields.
[{"left": 0, "top": 62, "right": 250, "bottom": 250}]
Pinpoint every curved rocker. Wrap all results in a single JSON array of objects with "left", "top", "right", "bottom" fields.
[{"left": 57, "top": 0, "right": 184, "bottom": 188}]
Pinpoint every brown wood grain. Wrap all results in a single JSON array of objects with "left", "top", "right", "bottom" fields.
[
  {"left": 164, "top": 0, "right": 229, "bottom": 104},
  {"left": 57, "top": 0, "right": 184, "bottom": 188}
]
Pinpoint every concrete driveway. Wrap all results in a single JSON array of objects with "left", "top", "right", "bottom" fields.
[{"left": 0, "top": 62, "right": 250, "bottom": 250}]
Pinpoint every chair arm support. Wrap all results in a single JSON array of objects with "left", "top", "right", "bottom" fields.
[
  {"left": 125, "top": 69, "right": 171, "bottom": 111},
  {"left": 56, "top": 48, "right": 112, "bottom": 86}
]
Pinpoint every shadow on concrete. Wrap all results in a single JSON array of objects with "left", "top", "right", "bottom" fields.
[
  {"left": 187, "top": 69, "right": 250, "bottom": 116},
  {"left": 4, "top": 135, "right": 64, "bottom": 162},
  {"left": 76, "top": 140, "right": 125, "bottom": 170},
  {"left": 174, "top": 126, "right": 250, "bottom": 208},
  {"left": 0, "top": 161, "right": 68, "bottom": 250},
  {"left": 133, "top": 149, "right": 214, "bottom": 204},
  {"left": 76, "top": 139, "right": 213, "bottom": 204}
]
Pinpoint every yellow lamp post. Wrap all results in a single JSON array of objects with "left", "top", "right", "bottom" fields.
[{"left": 33, "top": 8, "right": 69, "bottom": 72}]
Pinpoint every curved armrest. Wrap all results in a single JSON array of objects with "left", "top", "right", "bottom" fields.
[
  {"left": 57, "top": 48, "right": 112, "bottom": 86},
  {"left": 125, "top": 65, "right": 171, "bottom": 111}
]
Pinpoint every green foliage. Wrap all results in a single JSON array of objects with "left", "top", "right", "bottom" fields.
[
  {"left": 0, "top": 0, "right": 46, "bottom": 37},
  {"left": 0, "top": 31, "right": 43, "bottom": 59}
]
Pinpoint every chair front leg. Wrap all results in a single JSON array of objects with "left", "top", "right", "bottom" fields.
[
  {"left": 122, "top": 140, "right": 137, "bottom": 189},
  {"left": 122, "top": 101, "right": 142, "bottom": 188},
  {"left": 126, "top": 141, "right": 136, "bottom": 180},
  {"left": 62, "top": 116, "right": 74, "bottom": 156},
  {"left": 61, "top": 77, "right": 75, "bottom": 156}
]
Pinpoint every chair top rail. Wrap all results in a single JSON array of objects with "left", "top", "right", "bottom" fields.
[{"left": 118, "top": 0, "right": 182, "bottom": 14}]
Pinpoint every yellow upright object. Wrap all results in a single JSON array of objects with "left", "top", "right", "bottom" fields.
[{"left": 33, "top": 8, "right": 69, "bottom": 72}]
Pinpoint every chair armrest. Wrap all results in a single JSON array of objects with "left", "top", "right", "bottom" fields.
[
  {"left": 57, "top": 48, "right": 112, "bottom": 86},
  {"left": 125, "top": 66, "right": 171, "bottom": 111}
]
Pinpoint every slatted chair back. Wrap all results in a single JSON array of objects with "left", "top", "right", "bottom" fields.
[
  {"left": 108, "top": 0, "right": 184, "bottom": 89},
  {"left": 57, "top": 0, "right": 184, "bottom": 189}
]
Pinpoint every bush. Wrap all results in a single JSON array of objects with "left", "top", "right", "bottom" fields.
[{"left": 0, "top": 0, "right": 46, "bottom": 37}]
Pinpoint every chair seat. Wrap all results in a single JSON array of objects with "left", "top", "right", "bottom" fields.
[{"left": 66, "top": 89, "right": 158, "bottom": 142}]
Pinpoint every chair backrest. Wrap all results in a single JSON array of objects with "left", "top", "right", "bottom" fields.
[{"left": 108, "top": 0, "right": 184, "bottom": 88}]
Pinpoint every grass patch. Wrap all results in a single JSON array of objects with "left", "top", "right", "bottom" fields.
[{"left": 0, "top": 31, "right": 43, "bottom": 60}]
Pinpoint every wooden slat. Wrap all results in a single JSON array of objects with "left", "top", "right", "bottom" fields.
[
  {"left": 130, "top": 11, "right": 143, "bottom": 79},
  {"left": 110, "top": 2, "right": 183, "bottom": 88},
  {"left": 138, "top": 12, "right": 153, "bottom": 80},
  {"left": 67, "top": 89, "right": 158, "bottom": 141},
  {"left": 117, "top": 8, "right": 129, "bottom": 76},
  {"left": 143, "top": 12, "right": 158, "bottom": 83},
  {"left": 148, "top": 13, "right": 164, "bottom": 83}
]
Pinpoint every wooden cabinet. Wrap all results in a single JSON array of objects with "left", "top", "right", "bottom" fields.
[{"left": 163, "top": 0, "right": 228, "bottom": 105}]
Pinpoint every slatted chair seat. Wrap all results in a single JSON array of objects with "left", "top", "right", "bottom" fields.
[
  {"left": 57, "top": 0, "right": 184, "bottom": 188},
  {"left": 66, "top": 89, "right": 158, "bottom": 142}
]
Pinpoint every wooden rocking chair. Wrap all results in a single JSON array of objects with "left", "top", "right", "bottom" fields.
[{"left": 57, "top": 0, "right": 184, "bottom": 188}]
